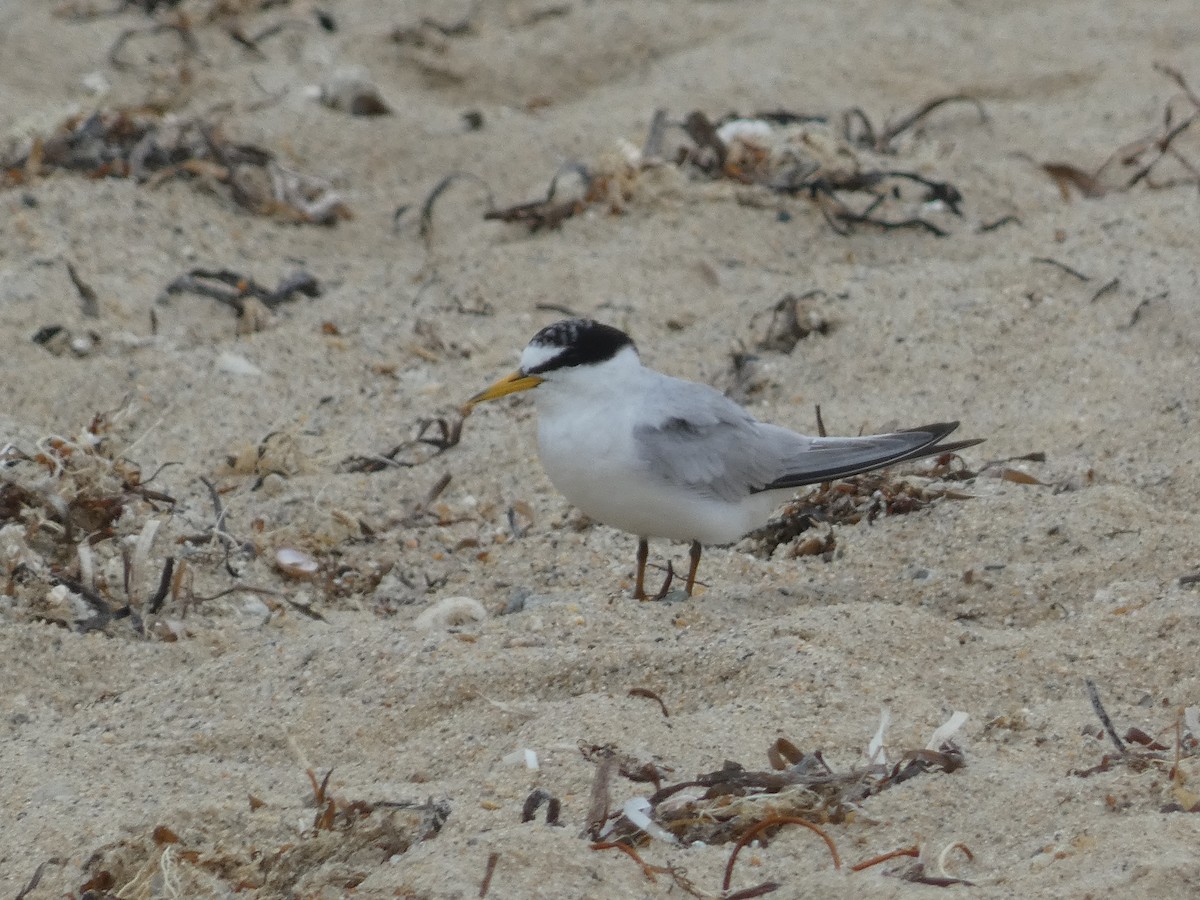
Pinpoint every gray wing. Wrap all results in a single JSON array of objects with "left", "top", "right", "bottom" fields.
[
  {"left": 634, "top": 378, "right": 978, "bottom": 501},
  {"left": 633, "top": 378, "right": 812, "bottom": 503}
]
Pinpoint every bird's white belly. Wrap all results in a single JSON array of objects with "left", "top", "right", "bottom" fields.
[{"left": 536, "top": 413, "right": 778, "bottom": 544}]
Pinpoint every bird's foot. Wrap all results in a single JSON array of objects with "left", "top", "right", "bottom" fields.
[{"left": 632, "top": 561, "right": 677, "bottom": 601}]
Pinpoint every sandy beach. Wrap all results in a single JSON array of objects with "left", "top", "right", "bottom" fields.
[{"left": 3, "top": 1, "right": 1200, "bottom": 897}]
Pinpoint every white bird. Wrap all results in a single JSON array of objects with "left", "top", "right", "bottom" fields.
[{"left": 465, "top": 318, "right": 980, "bottom": 599}]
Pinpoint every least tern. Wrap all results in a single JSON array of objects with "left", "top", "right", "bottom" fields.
[{"left": 466, "top": 318, "right": 981, "bottom": 599}]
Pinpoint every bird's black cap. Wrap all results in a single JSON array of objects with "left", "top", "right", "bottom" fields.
[{"left": 523, "top": 319, "right": 636, "bottom": 375}]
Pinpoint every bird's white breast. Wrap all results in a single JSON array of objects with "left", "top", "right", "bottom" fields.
[{"left": 531, "top": 355, "right": 781, "bottom": 544}]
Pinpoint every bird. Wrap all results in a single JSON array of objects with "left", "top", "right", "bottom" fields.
[{"left": 464, "top": 318, "right": 981, "bottom": 600}]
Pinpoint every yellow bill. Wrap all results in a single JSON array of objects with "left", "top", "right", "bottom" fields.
[{"left": 461, "top": 370, "right": 544, "bottom": 415}]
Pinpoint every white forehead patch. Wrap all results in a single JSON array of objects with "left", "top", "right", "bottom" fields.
[{"left": 520, "top": 341, "right": 564, "bottom": 373}]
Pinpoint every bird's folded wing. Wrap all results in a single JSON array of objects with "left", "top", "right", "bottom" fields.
[
  {"left": 633, "top": 381, "right": 803, "bottom": 502},
  {"left": 758, "top": 422, "right": 970, "bottom": 491},
  {"left": 635, "top": 385, "right": 971, "bottom": 500}
]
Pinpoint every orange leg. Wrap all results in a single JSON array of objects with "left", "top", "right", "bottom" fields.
[{"left": 633, "top": 538, "right": 649, "bottom": 600}]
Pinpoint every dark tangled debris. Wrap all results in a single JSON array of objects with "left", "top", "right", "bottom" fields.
[
  {"left": 574, "top": 727, "right": 970, "bottom": 896},
  {"left": 414, "top": 96, "right": 980, "bottom": 240},
  {"left": 678, "top": 108, "right": 966, "bottom": 235},
  {"left": 0, "top": 411, "right": 185, "bottom": 636},
  {"left": 749, "top": 450, "right": 979, "bottom": 559},
  {"left": 56, "top": 0, "right": 339, "bottom": 62},
  {"left": 158, "top": 267, "right": 321, "bottom": 328},
  {"left": 74, "top": 768, "right": 449, "bottom": 896},
  {"left": 1, "top": 108, "right": 350, "bottom": 225},
  {"left": 745, "top": 431, "right": 1049, "bottom": 558},
  {"left": 842, "top": 95, "right": 988, "bottom": 154},
  {"left": 340, "top": 415, "right": 464, "bottom": 474}
]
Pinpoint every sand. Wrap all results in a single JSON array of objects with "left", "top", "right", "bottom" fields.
[{"left": 3, "top": 1, "right": 1200, "bottom": 897}]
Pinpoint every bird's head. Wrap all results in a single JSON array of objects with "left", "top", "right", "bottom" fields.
[{"left": 463, "top": 318, "right": 638, "bottom": 412}]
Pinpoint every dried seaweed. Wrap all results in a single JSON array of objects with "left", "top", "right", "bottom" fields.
[
  {"left": 2, "top": 108, "right": 350, "bottom": 224},
  {"left": 76, "top": 770, "right": 449, "bottom": 898},
  {"left": 391, "top": 0, "right": 482, "bottom": 45},
  {"left": 978, "top": 214, "right": 1021, "bottom": 233},
  {"left": 723, "top": 816, "right": 842, "bottom": 890},
  {"left": 628, "top": 687, "right": 670, "bottom": 718},
  {"left": 589, "top": 743, "right": 961, "bottom": 847},
  {"left": 413, "top": 97, "right": 975, "bottom": 239},
  {"left": 581, "top": 715, "right": 968, "bottom": 896},
  {"left": 66, "top": 261, "right": 101, "bottom": 318},
  {"left": 412, "top": 171, "right": 496, "bottom": 243},
  {"left": 57, "top": 0, "right": 317, "bottom": 52},
  {"left": 1041, "top": 64, "right": 1200, "bottom": 198},
  {"left": 339, "top": 415, "right": 464, "bottom": 474},
  {"left": 1072, "top": 683, "right": 1200, "bottom": 812},
  {"left": 676, "top": 107, "right": 969, "bottom": 235},
  {"left": 479, "top": 850, "right": 500, "bottom": 897},
  {"left": 193, "top": 475, "right": 243, "bottom": 577},
  {"left": 0, "top": 410, "right": 204, "bottom": 637},
  {"left": 850, "top": 841, "right": 974, "bottom": 886},
  {"left": 749, "top": 450, "right": 980, "bottom": 559},
  {"left": 15, "top": 858, "right": 65, "bottom": 900},
  {"left": 1085, "top": 678, "right": 1126, "bottom": 755},
  {"left": 520, "top": 789, "right": 562, "bottom": 825},
  {"left": 483, "top": 162, "right": 592, "bottom": 232},
  {"left": 843, "top": 95, "right": 988, "bottom": 154},
  {"left": 1, "top": 419, "right": 174, "bottom": 552},
  {"left": 588, "top": 841, "right": 671, "bottom": 885},
  {"left": 582, "top": 743, "right": 673, "bottom": 789},
  {"left": 674, "top": 106, "right": 969, "bottom": 234},
  {"left": 108, "top": 18, "right": 203, "bottom": 69},
  {"left": 1031, "top": 256, "right": 1091, "bottom": 282},
  {"left": 158, "top": 267, "right": 321, "bottom": 328},
  {"left": 1089, "top": 277, "right": 1121, "bottom": 303}
]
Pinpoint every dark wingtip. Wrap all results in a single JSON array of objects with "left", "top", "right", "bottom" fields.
[
  {"left": 755, "top": 421, "right": 984, "bottom": 493},
  {"left": 899, "top": 422, "right": 984, "bottom": 454},
  {"left": 929, "top": 437, "right": 986, "bottom": 454},
  {"left": 895, "top": 422, "right": 984, "bottom": 461},
  {"left": 899, "top": 421, "right": 961, "bottom": 437}
]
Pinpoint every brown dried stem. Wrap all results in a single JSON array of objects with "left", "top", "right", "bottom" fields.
[{"left": 722, "top": 816, "right": 841, "bottom": 891}]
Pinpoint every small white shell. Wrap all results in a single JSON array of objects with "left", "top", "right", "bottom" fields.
[
  {"left": 501, "top": 748, "right": 540, "bottom": 770},
  {"left": 622, "top": 797, "right": 678, "bottom": 845},
  {"left": 275, "top": 548, "right": 319, "bottom": 579},
  {"left": 216, "top": 351, "right": 263, "bottom": 377},
  {"left": 81, "top": 71, "right": 110, "bottom": 96},
  {"left": 413, "top": 596, "right": 487, "bottom": 630},
  {"left": 715, "top": 117, "right": 774, "bottom": 146},
  {"left": 926, "top": 711, "right": 969, "bottom": 750}
]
